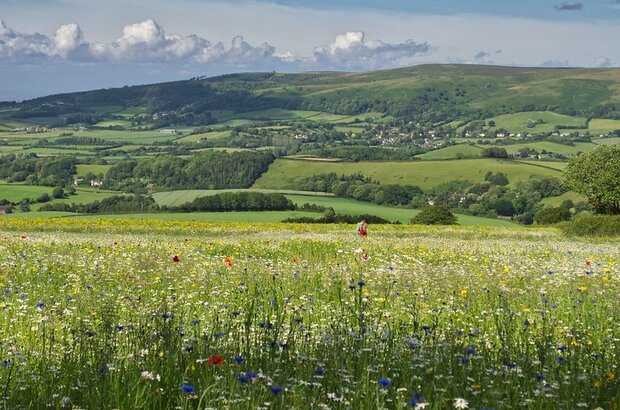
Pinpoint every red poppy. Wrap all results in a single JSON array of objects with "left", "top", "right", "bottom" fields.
[
  {"left": 207, "top": 355, "right": 224, "bottom": 366},
  {"left": 20, "top": 235, "right": 27, "bottom": 240},
  {"left": 172, "top": 255, "right": 180, "bottom": 263},
  {"left": 224, "top": 257, "right": 232, "bottom": 267},
  {"left": 585, "top": 260, "right": 591, "bottom": 267},
  {"left": 292, "top": 257, "right": 299, "bottom": 263}
]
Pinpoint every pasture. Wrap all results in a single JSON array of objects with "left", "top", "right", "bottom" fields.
[
  {"left": 253, "top": 158, "right": 564, "bottom": 191},
  {"left": 485, "top": 112, "right": 588, "bottom": 134},
  {"left": 151, "top": 189, "right": 516, "bottom": 226},
  {"left": 416, "top": 145, "right": 482, "bottom": 160},
  {"left": 0, "top": 219, "right": 617, "bottom": 409}
]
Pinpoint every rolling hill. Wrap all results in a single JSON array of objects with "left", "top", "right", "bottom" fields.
[{"left": 4, "top": 65, "right": 620, "bottom": 126}]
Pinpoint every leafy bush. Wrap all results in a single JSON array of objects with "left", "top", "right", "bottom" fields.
[
  {"left": 411, "top": 206, "right": 458, "bottom": 225},
  {"left": 535, "top": 207, "right": 571, "bottom": 225},
  {"left": 560, "top": 214, "right": 620, "bottom": 237}
]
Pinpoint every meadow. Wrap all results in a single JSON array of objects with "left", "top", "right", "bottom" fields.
[
  {"left": 0, "top": 219, "right": 617, "bottom": 409},
  {"left": 253, "top": 158, "right": 564, "bottom": 191}
]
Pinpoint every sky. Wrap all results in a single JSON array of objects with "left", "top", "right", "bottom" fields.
[{"left": 1, "top": 0, "right": 620, "bottom": 100}]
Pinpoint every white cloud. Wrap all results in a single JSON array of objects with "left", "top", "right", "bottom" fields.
[
  {"left": 0, "top": 19, "right": 431, "bottom": 71},
  {"left": 592, "top": 56, "right": 612, "bottom": 67},
  {"left": 312, "top": 31, "right": 430, "bottom": 70}
]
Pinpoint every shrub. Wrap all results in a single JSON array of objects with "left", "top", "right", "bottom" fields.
[
  {"left": 560, "top": 214, "right": 620, "bottom": 237},
  {"left": 535, "top": 207, "right": 571, "bottom": 225},
  {"left": 411, "top": 206, "right": 458, "bottom": 225}
]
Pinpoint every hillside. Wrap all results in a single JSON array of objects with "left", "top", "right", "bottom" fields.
[{"left": 4, "top": 65, "right": 620, "bottom": 126}]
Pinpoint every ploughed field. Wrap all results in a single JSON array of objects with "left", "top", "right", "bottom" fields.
[{"left": 0, "top": 219, "right": 618, "bottom": 409}]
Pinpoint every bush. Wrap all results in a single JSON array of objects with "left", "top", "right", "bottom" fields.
[
  {"left": 535, "top": 207, "right": 571, "bottom": 225},
  {"left": 560, "top": 214, "right": 620, "bottom": 237},
  {"left": 411, "top": 206, "right": 458, "bottom": 225}
]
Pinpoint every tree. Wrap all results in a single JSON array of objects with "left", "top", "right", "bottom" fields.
[
  {"left": 535, "top": 207, "right": 571, "bottom": 225},
  {"left": 411, "top": 206, "right": 458, "bottom": 225},
  {"left": 564, "top": 145, "right": 620, "bottom": 214},
  {"left": 52, "top": 187, "right": 65, "bottom": 199},
  {"left": 481, "top": 147, "right": 509, "bottom": 159}
]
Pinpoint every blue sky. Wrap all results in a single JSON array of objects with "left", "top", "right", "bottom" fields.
[{"left": 1, "top": 0, "right": 619, "bottom": 100}]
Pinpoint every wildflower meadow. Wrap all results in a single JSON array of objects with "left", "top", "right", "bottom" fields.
[{"left": 0, "top": 219, "right": 618, "bottom": 409}]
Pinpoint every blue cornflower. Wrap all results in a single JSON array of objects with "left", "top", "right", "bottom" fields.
[
  {"left": 35, "top": 302, "right": 45, "bottom": 309},
  {"left": 245, "top": 372, "right": 258, "bottom": 379},
  {"left": 184, "top": 346, "right": 193, "bottom": 353},
  {"left": 181, "top": 384, "right": 195, "bottom": 393},
  {"left": 505, "top": 362, "right": 516, "bottom": 369},
  {"left": 378, "top": 378, "right": 391, "bottom": 386},
  {"left": 214, "top": 332, "right": 226, "bottom": 338},
  {"left": 238, "top": 375, "right": 250, "bottom": 384},
  {"left": 1, "top": 360, "right": 9, "bottom": 368},
  {"left": 466, "top": 347, "right": 476, "bottom": 355},
  {"left": 314, "top": 367, "right": 325, "bottom": 376},
  {"left": 557, "top": 357, "right": 567, "bottom": 364},
  {"left": 233, "top": 355, "right": 245, "bottom": 364},
  {"left": 358, "top": 280, "right": 366, "bottom": 287},
  {"left": 535, "top": 373, "right": 544, "bottom": 381},
  {"left": 270, "top": 386, "right": 284, "bottom": 395},
  {"left": 460, "top": 357, "right": 470, "bottom": 364},
  {"left": 116, "top": 325, "right": 124, "bottom": 331},
  {"left": 161, "top": 313, "right": 171, "bottom": 320}
]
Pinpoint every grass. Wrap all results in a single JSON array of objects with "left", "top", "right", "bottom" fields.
[
  {"left": 152, "top": 189, "right": 516, "bottom": 226},
  {"left": 417, "top": 145, "right": 482, "bottom": 160},
  {"left": 540, "top": 191, "right": 587, "bottom": 207},
  {"left": 0, "top": 183, "right": 52, "bottom": 202},
  {"left": 71, "top": 210, "right": 320, "bottom": 222},
  {"left": 499, "top": 141, "right": 598, "bottom": 155},
  {"left": 486, "top": 112, "right": 588, "bottom": 134},
  {"left": 153, "top": 189, "right": 333, "bottom": 208},
  {"left": 0, "top": 219, "right": 617, "bottom": 409},
  {"left": 592, "top": 137, "right": 620, "bottom": 145},
  {"left": 588, "top": 119, "right": 620, "bottom": 134},
  {"left": 176, "top": 130, "right": 232, "bottom": 143},
  {"left": 75, "top": 164, "right": 113, "bottom": 177},
  {"left": 284, "top": 194, "right": 517, "bottom": 227},
  {"left": 253, "top": 158, "right": 564, "bottom": 191}
]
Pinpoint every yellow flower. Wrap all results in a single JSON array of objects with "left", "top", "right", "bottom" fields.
[
  {"left": 460, "top": 289, "right": 468, "bottom": 298},
  {"left": 604, "top": 371, "right": 615, "bottom": 381}
]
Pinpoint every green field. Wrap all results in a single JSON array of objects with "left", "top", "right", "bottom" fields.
[
  {"left": 540, "top": 191, "right": 587, "bottom": 207},
  {"left": 0, "top": 219, "right": 617, "bottom": 409},
  {"left": 592, "top": 137, "right": 620, "bottom": 145},
  {"left": 284, "top": 194, "right": 517, "bottom": 227},
  {"left": 0, "top": 183, "right": 52, "bottom": 202},
  {"left": 151, "top": 189, "right": 517, "bottom": 226},
  {"left": 75, "top": 164, "right": 113, "bottom": 177},
  {"left": 486, "top": 112, "right": 588, "bottom": 134},
  {"left": 253, "top": 158, "right": 564, "bottom": 190},
  {"left": 500, "top": 141, "right": 598, "bottom": 155},
  {"left": 153, "top": 189, "right": 333, "bottom": 207},
  {"left": 588, "top": 119, "right": 620, "bottom": 134},
  {"left": 176, "top": 130, "right": 232, "bottom": 143},
  {"left": 417, "top": 144, "right": 482, "bottom": 160}
]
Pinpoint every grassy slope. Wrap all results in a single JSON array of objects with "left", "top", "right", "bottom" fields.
[
  {"left": 417, "top": 145, "right": 482, "bottom": 160},
  {"left": 253, "top": 158, "right": 564, "bottom": 190},
  {"left": 486, "top": 111, "right": 588, "bottom": 133},
  {"left": 151, "top": 189, "right": 516, "bottom": 226}
]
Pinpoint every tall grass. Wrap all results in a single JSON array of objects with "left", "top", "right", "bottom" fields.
[{"left": 0, "top": 220, "right": 618, "bottom": 408}]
